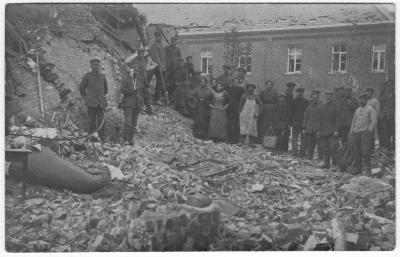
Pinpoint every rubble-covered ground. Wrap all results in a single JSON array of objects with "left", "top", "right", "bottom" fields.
[{"left": 5, "top": 106, "right": 396, "bottom": 251}]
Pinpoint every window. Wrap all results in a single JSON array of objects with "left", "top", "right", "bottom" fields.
[
  {"left": 331, "top": 44, "right": 347, "bottom": 73},
  {"left": 238, "top": 54, "right": 252, "bottom": 73},
  {"left": 372, "top": 44, "right": 386, "bottom": 72},
  {"left": 287, "top": 47, "right": 302, "bottom": 73},
  {"left": 200, "top": 50, "right": 212, "bottom": 75}
]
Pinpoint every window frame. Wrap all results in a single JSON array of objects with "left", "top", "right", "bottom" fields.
[
  {"left": 371, "top": 43, "right": 386, "bottom": 73},
  {"left": 200, "top": 50, "right": 212, "bottom": 75},
  {"left": 238, "top": 54, "right": 252, "bottom": 75},
  {"left": 330, "top": 43, "right": 347, "bottom": 74},
  {"left": 287, "top": 46, "right": 302, "bottom": 74}
]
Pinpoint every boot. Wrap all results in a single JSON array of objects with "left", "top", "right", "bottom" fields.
[{"left": 128, "top": 129, "right": 136, "bottom": 146}]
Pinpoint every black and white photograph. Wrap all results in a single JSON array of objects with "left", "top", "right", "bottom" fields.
[{"left": 2, "top": 1, "right": 397, "bottom": 253}]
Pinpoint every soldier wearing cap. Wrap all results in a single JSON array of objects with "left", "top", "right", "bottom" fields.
[
  {"left": 79, "top": 58, "right": 108, "bottom": 141},
  {"left": 272, "top": 93, "right": 290, "bottom": 151},
  {"left": 303, "top": 91, "right": 323, "bottom": 160},
  {"left": 150, "top": 30, "right": 167, "bottom": 104},
  {"left": 281, "top": 82, "right": 296, "bottom": 152},
  {"left": 291, "top": 87, "right": 309, "bottom": 157},
  {"left": 217, "top": 64, "right": 233, "bottom": 91},
  {"left": 165, "top": 36, "right": 182, "bottom": 92},
  {"left": 119, "top": 63, "right": 147, "bottom": 145},
  {"left": 183, "top": 56, "right": 195, "bottom": 79},
  {"left": 318, "top": 90, "right": 340, "bottom": 169},
  {"left": 131, "top": 47, "right": 154, "bottom": 115},
  {"left": 350, "top": 92, "right": 377, "bottom": 175},
  {"left": 337, "top": 87, "right": 358, "bottom": 144}
]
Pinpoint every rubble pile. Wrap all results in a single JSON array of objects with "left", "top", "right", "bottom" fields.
[{"left": 5, "top": 106, "right": 396, "bottom": 251}]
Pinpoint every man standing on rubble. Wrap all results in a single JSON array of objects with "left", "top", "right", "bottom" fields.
[
  {"left": 339, "top": 87, "right": 358, "bottom": 144},
  {"left": 131, "top": 47, "right": 154, "bottom": 115},
  {"left": 350, "top": 93, "right": 377, "bottom": 175},
  {"left": 79, "top": 58, "right": 108, "bottom": 141},
  {"left": 318, "top": 91, "right": 340, "bottom": 169},
  {"left": 291, "top": 87, "right": 309, "bottom": 157},
  {"left": 150, "top": 31, "right": 167, "bottom": 105},
  {"left": 303, "top": 92, "right": 323, "bottom": 160},
  {"left": 283, "top": 82, "right": 296, "bottom": 152},
  {"left": 120, "top": 63, "right": 146, "bottom": 145},
  {"left": 165, "top": 36, "right": 181, "bottom": 90}
]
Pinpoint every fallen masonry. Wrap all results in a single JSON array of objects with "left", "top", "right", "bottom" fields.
[{"left": 5, "top": 106, "right": 396, "bottom": 251}]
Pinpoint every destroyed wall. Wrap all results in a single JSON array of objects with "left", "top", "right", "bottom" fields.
[
  {"left": 6, "top": 4, "right": 125, "bottom": 118},
  {"left": 179, "top": 23, "right": 395, "bottom": 94}
]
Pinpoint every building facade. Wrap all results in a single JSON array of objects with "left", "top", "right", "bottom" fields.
[
  {"left": 137, "top": 3, "right": 395, "bottom": 94},
  {"left": 178, "top": 22, "right": 395, "bottom": 94}
]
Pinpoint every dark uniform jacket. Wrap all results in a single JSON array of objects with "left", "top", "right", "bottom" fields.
[
  {"left": 79, "top": 71, "right": 108, "bottom": 108},
  {"left": 335, "top": 95, "right": 358, "bottom": 127},
  {"left": 165, "top": 45, "right": 181, "bottom": 71},
  {"left": 303, "top": 103, "right": 323, "bottom": 133},
  {"left": 319, "top": 101, "right": 340, "bottom": 136},
  {"left": 273, "top": 102, "right": 290, "bottom": 130},
  {"left": 120, "top": 75, "right": 144, "bottom": 109},
  {"left": 290, "top": 97, "right": 309, "bottom": 129},
  {"left": 382, "top": 92, "right": 395, "bottom": 120}
]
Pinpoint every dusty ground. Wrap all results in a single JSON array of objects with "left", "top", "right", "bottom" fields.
[{"left": 5, "top": 106, "right": 396, "bottom": 251}]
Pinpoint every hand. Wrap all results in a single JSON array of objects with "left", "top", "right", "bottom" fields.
[{"left": 333, "top": 131, "right": 339, "bottom": 136}]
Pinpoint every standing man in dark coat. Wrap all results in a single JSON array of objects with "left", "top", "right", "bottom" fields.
[
  {"left": 79, "top": 58, "right": 108, "bottom": 141},
  {"left": 303, "top": 92, "right": 323, "bottom": 160},
  {"left": 165, "top": 36, "right": 181, "bottom": 93},
  {"left": 273, "top": 94, "right": 290, "bottom": 151},
  {"left": 150, "top": 31, "right": 167, "bottom": 104},
  {"left": 183, "top": 56, "right": 195, "bottom": 80},
  {"left": 318, "top": 91, "right": 340, "bottom": 169},
  {"left": 120, "top": 63, "right": 146, "bottom": 145},
  {"left": 338, "top": 87, "right": 359, "bottom": 144},
  {"left": 217, "top": 64, "right": 233, "bottom": 91},
  {"left": 131, "top": 47, "right": 153, "bottom": 115},
  {"left": 291, "top": 87, "right": 309, "bottom": 157},
  {"left": 381, "top": 80, "right": 395, "bottom": 149},
  {"left": 283, "top": 82, "right": 296, "bottom": 152}
]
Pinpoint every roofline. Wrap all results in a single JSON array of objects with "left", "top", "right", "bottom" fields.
[{"left": 178, "top": 21, "right": 395, "bottom": 36}]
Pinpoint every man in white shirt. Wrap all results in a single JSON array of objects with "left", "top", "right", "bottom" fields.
[{"left": 350, "top": 93, "right": 377, "bottom": 175}]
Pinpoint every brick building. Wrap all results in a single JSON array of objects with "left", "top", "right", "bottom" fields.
[{"left": 137, "top": 3, "right": 395, "bottom": 94}]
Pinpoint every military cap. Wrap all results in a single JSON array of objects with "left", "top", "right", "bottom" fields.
[
  {"left": 286, "top": 82, "right": 296, "bottom": 88},
  {"left": 365, "top": 87, "right": 374, "bottom": 92},
  {"left": 344, "top": 87, "right": 352, "bottom": 91},
  {"left": 358, "top": 93, "right": 369, "bottom": 99},
  {"left": 296, "top": 87, "right": 305, "bottom": 92},
  {"left": 246, "top": 83, "right": 256, "bottom": 90},
  {"left": 177, "top": 57, "right": 184, "bottom": 62},
  {"left": 90, "top": 58, "right": 101, "bottom": 64},
  {"left": 325, "top": 91, "right": 334, "bottom": 95},
  {"left": 312, "top": 90, "right": 320, "bottom": 94},
  {"left": 223, "top": 64, "right": 232, "bottom": 69},
  {"left": 336, "top": 86, "right": 344, "bottom": 90},
  {"left": 278, "top": 93, "right": 286, "bottom": 97}
]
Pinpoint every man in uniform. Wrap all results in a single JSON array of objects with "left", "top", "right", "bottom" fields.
[
  {"left": 350, "top": 93, "right": 377, "bottom": 175},
  {"left": 217, "top": 64, "right": 233, "bottom": 91},
  {"left": 381, "top": 80, "right": 395, "bottom": 149},
  {"left": 283, "top": 82, "right": 296, "bottom": 152},
  {"left": 120, "top": 63, "right": 146, "bottom": 145},
  {"left": 291, "top": 87, "right": 309, "bottom": 157},
  {"left": 183, "top": 56, "right": 195, "bottom": 79},
  {"left": 79, "top": 58, "right": 108, "bottom": 141},
  {"left": 150, "top": 31, "right": 167, "bottom": 104},
  {"left": 318, "top": 91, "right": 340, "bottom": 169},
  {"left": 131, "top": 47, "right": 154, "bottom": 115},
  {"left": 339, "top": 87, "right": 358, "bottom": 144},
  {"left": 303, "top": 91, "right": 323, "bottom": 160},
  {"left": 165, "top": 36, "right": 182, "bottom": 87}
]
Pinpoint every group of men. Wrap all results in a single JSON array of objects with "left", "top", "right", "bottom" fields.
[{"left": 287, "top": 81, "right": 395, "bottom": 175}]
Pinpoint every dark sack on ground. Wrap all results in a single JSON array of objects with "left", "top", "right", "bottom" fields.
[{"left": 332, "top": 139, "right": 354, "bottom": 170}]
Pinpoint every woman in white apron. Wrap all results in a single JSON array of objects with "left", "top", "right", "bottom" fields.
[{"left": 239, "top": 84, "right": 262, "bottom": 145}]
